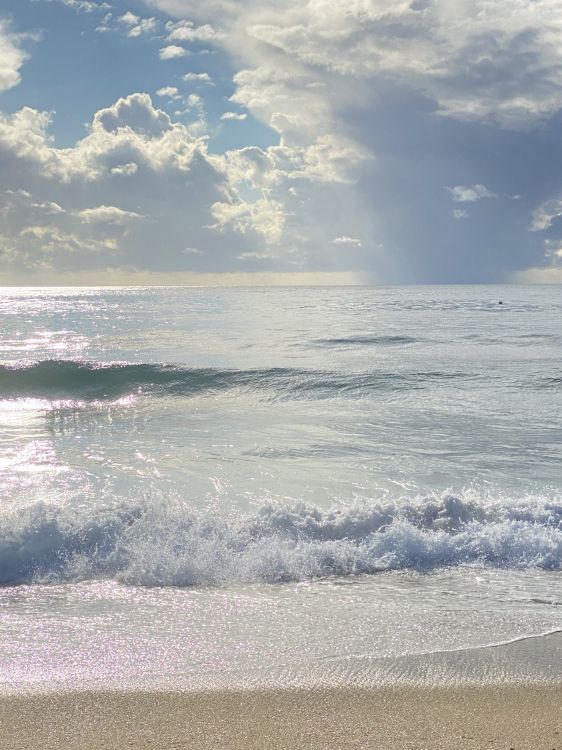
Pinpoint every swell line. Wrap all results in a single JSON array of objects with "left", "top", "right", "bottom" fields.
[{"left": 0, "top": 360, "right": 472, "bottom": 401}]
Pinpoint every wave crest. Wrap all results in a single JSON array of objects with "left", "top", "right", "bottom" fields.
[
  {"left": 0, "top": 360, "right": 471, "bottom": 402},
  {"left": 0, "top": 494, "right": 560, "bottom": 587}
]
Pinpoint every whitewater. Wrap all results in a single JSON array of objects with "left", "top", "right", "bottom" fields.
[{"left": 0, "top": 285, "right": 561, "bottom": 691}]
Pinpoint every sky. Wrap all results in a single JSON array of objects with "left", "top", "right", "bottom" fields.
[{"left": 1, "top": 0, "right": 562, "bottom": 284}]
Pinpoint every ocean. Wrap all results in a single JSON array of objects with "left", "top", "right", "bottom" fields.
[{"left": 0, "top": 285, "right": 561, "bottom": 692}]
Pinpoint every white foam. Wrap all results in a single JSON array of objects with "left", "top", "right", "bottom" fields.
[{"left": 0, "top": 493, "right": 560, "bottom": 586}]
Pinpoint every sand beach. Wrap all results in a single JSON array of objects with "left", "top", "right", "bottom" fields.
[
  {"left": 1, "top": 684, "right": 560, "bottom": 749},
  {"left": 2, "top": 633, "right": 560, "bottom": 749}
]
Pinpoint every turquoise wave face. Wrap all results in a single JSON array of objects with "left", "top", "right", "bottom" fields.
[{"left": 0, "top": 359, "right": 479, "bottom": 401}]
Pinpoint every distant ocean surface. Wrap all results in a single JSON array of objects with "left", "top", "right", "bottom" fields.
[{"left": 0, "top": 285, "right": 561, "bottom": 691}]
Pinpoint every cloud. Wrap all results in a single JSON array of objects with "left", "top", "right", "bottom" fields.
[
  {"left": 9, "top": 0, "right": 562, "bottom": 282},
  {"left": 0, "top": 20, "right": 29, "bottom": 92},
  {"left": 118, "top": 11, "right": 140, "bottom": 26},
  {"left": 211, "top": 197, "right": 286, "bottom": 246},
  {"left": 0, "top": 108, "right": 56, "bottom": 173},
  {"left": 332, "top": 236, "right": 362, "bottom": 247},
  {"left": 512, "top": 265, "right": 562, "bottom": 283},
  {"left": 221, "top": 111, "right": 247, "bottom": 121},
  {"left": 110, "top": 162, "right": 138, "bottom": 176},
  {"left": 154, "top": 14, "right": 377, "bottom": 265},
  {"left": 39, "top": 0, "right": 111, "bottom": 12},
  {"left": 447, "top": 185, "right": 496, "bottom": 203},
  {"left": 0, "top": 189, "right": 135, "bottom": 271},
  {"left": 166, "top": 20, "right": 224, "bottom": 43},
  {"left": 528, "top": 197, "right": 562, "bottom": 271},
  {"left": 147, "top": 0, "right": 562, "bottom": 131},
  {"left": 0, "top": 93, "right": 278, "bottom": 277},
  {"left": 94, "top": 11, "right": 159, "bottom": 36},
  {"left": 183, "top": 72, "right": 213, "bottom": 84},
  {"left": 92, "top": 93, "right": 173, "bottom": 136},
  {"left": 94, "top": 12, "right": 113, "bottom": 32},
  {"left": 117, "top": 12, "right": 159, "bottom": 37},
  {"left": 544, "top": 239, "right": 562, "bottom": 261},
  {"left": 156, "top": 86, "right": 181, "bottom": 100},
  {"left": 530, "top": 199, "right": 562, "bottom": 232},
  {"left": 0, "top": 93, "right": 206, "bottom": 180},
  {"left": 159, "top": 45, "right": 188, "bottom": 59},
  {"left": 76, "top": 205, "right": 144, "bottom": 224},
  {"left": 513, "top": 234, "right": 562, "bottom": 281},
  {"left": 178, "top": 92, "right": 208, "bottom": 135},
  {"left": 243, "top": 0, "right": 562, "bottom": 129}
]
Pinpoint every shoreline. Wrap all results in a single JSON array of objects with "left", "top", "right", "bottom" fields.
[
  {"left": 1, "top": 633, "right": 561, "bottom": 749},
  {"left": 2, "top": 630, "right": 560, "bottom": 696}
]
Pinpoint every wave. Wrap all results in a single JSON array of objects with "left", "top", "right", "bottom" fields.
[
  {"left": 539, "top": 376, "right": 562, "bottom": 388},
  {"left": 313, "top": 335, "right": 418, "bottom": 347},
  {"left": 0, "top": 360, "right": 469, "bottom": 402},
  {"left": 0, "top": 494, "right": 560, "bottom": 587},
  {"left": 0, "top": 361, "right": 239, "bottom": 401}
]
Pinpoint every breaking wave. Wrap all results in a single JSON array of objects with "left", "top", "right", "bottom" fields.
[
  {"left": 0, "top": 360, "right": 470, "bottom": 401},
  {"left": 0, "top": 494, "right": 560, "bottom": 587}
]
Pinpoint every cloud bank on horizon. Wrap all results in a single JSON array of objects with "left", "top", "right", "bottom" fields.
[{"left": 1, "top": 0, "right": 562, "bottom": 283}]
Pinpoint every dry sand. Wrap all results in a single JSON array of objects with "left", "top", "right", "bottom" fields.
[{"left": 0, "top": 685, "right": 561, "bottom": 749}]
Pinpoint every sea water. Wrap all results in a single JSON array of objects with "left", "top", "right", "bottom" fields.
[{"left": 0, "top": 285, "right": 560, "bottom": 691}]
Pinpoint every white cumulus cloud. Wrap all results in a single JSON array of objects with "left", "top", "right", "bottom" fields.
[
  {"left": 156, "top": 86, "right": 181, "bottom": 100},
  {"left": 159, "top": 45, "right": 188, "bottom": 60},
  {"left": 183, "top": 72, "right": 213, "bottom": 84},
  {"left": 221, "top": 112, "right": 247, "bottom": 121},
  {"left": 0, "top": 93, "right": 276, "bottom": 278},
  {"left": 0, "top": 21, "right": 29, "bottom": 92},
  {"left": 76, "top": 205, "right": 144, "bottom": 224}
]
